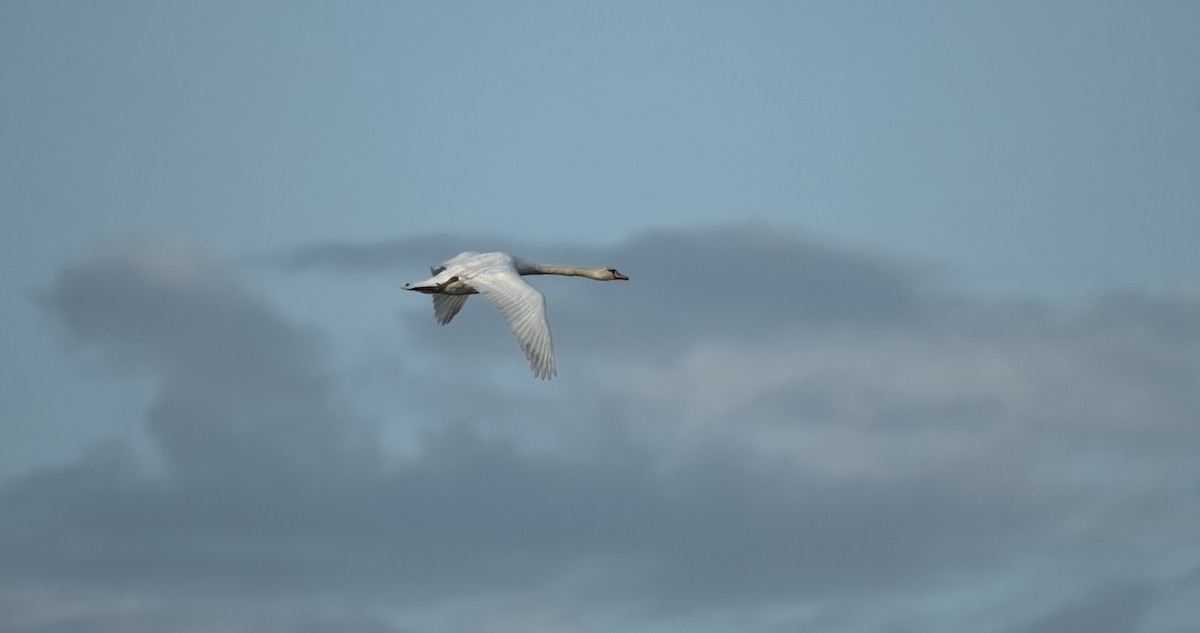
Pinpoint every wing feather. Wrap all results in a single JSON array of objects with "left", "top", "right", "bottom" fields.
[
  {"left": 466, "top": 270, "right": 557, "bottom": 379},
  {"left": 431, "top": 294, "right": 468, "bottom": 325}
]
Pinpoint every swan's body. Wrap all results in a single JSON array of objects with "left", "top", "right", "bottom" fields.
[{"left": 404, "top": 251, "right": 628, "bottom": 379}]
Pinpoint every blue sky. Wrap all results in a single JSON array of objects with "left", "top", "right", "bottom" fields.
[
  {"left": 2, "top": 2, "right": 1199, "bottom": 632},
  {"left": 5, "top": 1, "right": 1198, "bottom": 293}
]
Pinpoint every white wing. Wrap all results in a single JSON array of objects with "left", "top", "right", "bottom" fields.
[
  {"left": 432, "top": 294, "right": 468, "bottom": 325},
  {"left": 466, "top": 270, "right": 557, "bottom": 379}
]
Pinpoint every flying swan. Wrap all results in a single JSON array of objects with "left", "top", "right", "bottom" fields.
[{"left": 404, "top": 251, "right": 628, "bottom": 379}]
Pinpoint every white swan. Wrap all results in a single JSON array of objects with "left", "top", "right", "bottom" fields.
[{"left": 404, "top": 251, "right": 628, "bottom": 379}]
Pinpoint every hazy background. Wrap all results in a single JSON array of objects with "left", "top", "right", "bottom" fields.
[{"left": 3, "top": 2, "right": 1198, "bottom": 632}]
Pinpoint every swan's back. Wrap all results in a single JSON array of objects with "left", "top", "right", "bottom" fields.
[{"left": 439, "top": 251, "right": 509, "bottom": 274}]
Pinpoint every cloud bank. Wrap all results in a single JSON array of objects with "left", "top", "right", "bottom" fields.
[{"left": 4, "top": 226, "right": 1198, "bottom": 632}]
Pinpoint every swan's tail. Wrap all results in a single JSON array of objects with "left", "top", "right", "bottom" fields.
[
  {"left": 404, "top": 281, "right": 439, "bottom": 294},
  {"left": 405, "top": 274, "right": 461, "bottom": 294}
]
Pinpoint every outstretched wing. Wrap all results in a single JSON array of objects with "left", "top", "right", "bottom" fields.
[
  {"left": 465, "top": 270, "right": 556, "bottom": 379},
  {"left": 431, "top": 294, "right": 468, "bottom": 325}
]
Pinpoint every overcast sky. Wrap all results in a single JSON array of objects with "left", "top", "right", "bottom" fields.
[{"left": 2, "top": 2, "right": 1199, "bottom": 632}]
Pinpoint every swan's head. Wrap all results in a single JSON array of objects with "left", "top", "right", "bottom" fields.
[{"left": 605, "top": 268, "right": 629, "bottom": 281}]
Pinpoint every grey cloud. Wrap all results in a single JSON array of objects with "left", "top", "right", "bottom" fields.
[
  {"left": 3, "top": 231, "right": 1199, "bottom": 632},
  {"left": 0, "top": 591, "right": 406, "bottom": 633},
  {"left": 280, "top": 222, "right": 942, "bottom": 325},
  {"left": 0, "top": 422, "right": 1062, "bottom": 631},
  {"left": 38, "top": 239, "right": 372, "bottom": 483},
  {"left": 1012, "top": 581, "right": 1159, "bottom": 633}
]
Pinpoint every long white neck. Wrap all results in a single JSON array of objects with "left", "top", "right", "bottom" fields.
[{"left": 514, "top": 259, "right": 610, "bottom": 280}]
